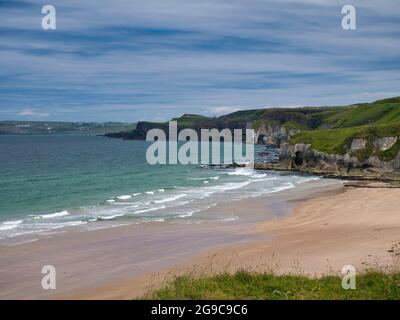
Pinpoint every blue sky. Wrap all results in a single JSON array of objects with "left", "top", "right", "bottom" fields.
[{"left": 0, "top": 0, "right": 399, "bottom": 122}]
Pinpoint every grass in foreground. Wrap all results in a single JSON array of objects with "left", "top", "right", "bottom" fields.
[{"left": 146, "top": 271, "right": 400, "bottom": 300}]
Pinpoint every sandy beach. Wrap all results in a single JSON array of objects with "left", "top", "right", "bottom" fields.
[
  {"left": 70, "top": 185, "right": 400, "bottom": 299},
  {"left": 1, "top": 180, "right": 400, "bottom": 299}
]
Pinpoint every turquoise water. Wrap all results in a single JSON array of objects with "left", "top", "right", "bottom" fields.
[{"left": 0, "top": 134, "right": 318, "bottom": 243}]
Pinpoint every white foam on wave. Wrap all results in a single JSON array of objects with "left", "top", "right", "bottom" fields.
[
  {"left": 0, "top": 220, "right": 23, "bottom": 231},
  {"left": 106, "top": 199, "right": 116, "bottom": 203},
  {"left": 63, "top": 221, "right": 87, "bottom": 226},
  {"left": 132, "top": 193, "right": 141, "bottom": 196},
  {"left": 117, "top": 195, "right": 132, "bottom": 200},
  {"left": 36, "top": 210, "right": 70, "bottom": 219},
  {"left": 154, "top": 194, "right": 187, "bottom": 204},
  {"left": 0, "top": 224, "right": 19, "bottom": 231},
  {"left": 266, "top": 182, "right": 296, "bottom": 194},
  {"left": 207, "top": 181, "right": 251, "bottom": 192},
  {"left": 146, "top": 191, "right": 155, "bottom": 195},
  {"left": 133, "top": 205, "right": 166, "bottom": 214},
  {"left": 158, "top": 189, "right": 165, "bottom": 192},
  {"left": 141, "top": 218, "right": 165, "bottom": 223},
  {"left": 3, "top": 220, "right": 23, "bottom": 225},
  {"left": 297, "top": 177, "right": 320, "bottom": 184},
  {"left": 252, "top": 177, "right": 278, "bottom": 182},
  {"left": 97, "top": 214, "right": 125, "bottom": 221},
  {"left": 188, "top": 177, "right": 208, "bottom": 181},
  {"left": 251, "top": 173, "right": 267, "bottom": 179},
  {"left": 193, "top": 181, "right": 251, "bottom": 199},
  {"left": 112, "top": 202, "right": 139, "bottom": 206},
  {"left": 178, "top": 207, "right": 207, "bottom": 218},
  {"left": 227, "top": 168, "right": 254, "bottom": 176},
  {"left": 177, "top": 202, "right": 217, "bottom": 218}
]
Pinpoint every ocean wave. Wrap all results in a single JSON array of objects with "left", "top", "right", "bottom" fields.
[
  {"left": 63, "top": 221, "right": 87, "bottom": 226},
  {"left": 35, "top": 210, "right": 70, "bottom": 219},
  {"left": 112, "top": 203, "right": 139, "bottom": 206},
  {"left": 0, "top": 224, "right": 19, "bottom": 231},
  {"left": 133, "top": 205, "right": 166, "bottom": 214},
  {"left": 251, "top": 173, "right": 267, "bottom": 179},
  {"left": 227, "top": 168, "right": 255, "bottom": 176},
  {"left": 3, "top": 220, "right": 23, "bottom": 225},
  {"left": 296, "top": 177, "right": 320, "bottom": 184},
  {"left": 252, "top": 177, "right": 277, "bottom": 182},
  {"left": 267, "top": 182, "right": 296, "bottom": 193},
  {"left": 117, "top": 195, "right": 132, "bottom": 200},
  {"left": 97, "top": 214, "right": 125, "bottom": 221},
  {"left": 1, "top": 166, "right": 326, "bottom": 245},
  {"left": 154, "top": 194, "right": 187, "bottom": 204},
  {"left": 141, "top": 218, "right": 165, "bottom": 222},
  {"left": 206, "top": 181, "right": 251, "bottom": 192}
]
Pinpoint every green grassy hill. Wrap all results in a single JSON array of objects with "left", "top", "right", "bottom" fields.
[
  {"left": 288, "top": 98, "right": 400, "bottom": 158},
  {"left": 106, "top": 96, "right": 400, "bottom": 161}
]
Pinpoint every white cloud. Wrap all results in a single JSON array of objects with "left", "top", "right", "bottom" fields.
[
  {"left": 207, "top": 106, "right": 244, "bottom": 115},
  {"left": 17, "top": 109, "right": 50, "bottom": 117},
  {"left": 0, "top": 0, "right": 399, "bottom": 121}
]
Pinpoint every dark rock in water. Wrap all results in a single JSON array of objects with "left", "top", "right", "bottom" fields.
[{"left": 204, "top": 163, "right": 246, "bottom": 169}]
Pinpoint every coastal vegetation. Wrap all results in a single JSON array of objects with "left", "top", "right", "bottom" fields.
[
  {"left": 289, "top": 98, "right": 400, "bottom": 157},
  {"left": 106, "top": 97, "right": 400, "bottom": 158},
  {"left": 147, "top": 271, "right": 400, "bottom": 300},
  {"left": 106, "top": 97, "right": 400, "bottom": 174}
]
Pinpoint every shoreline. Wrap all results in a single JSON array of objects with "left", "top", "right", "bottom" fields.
[
  {"left": 0, "top": 178, "right": 338, "bottom": 300},
  {"left": 68, "top": 184, "right": 400, "bottom": 299},
  {"left": 1, "top": 179, "right": 399, "bottom": 300}
]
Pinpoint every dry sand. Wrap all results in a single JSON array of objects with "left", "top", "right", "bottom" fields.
[{"left": 70, "top": 186, "right": 400, "bottom": 299}]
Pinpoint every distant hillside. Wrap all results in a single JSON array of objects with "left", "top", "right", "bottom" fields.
[
  {"left": 106, "top": 96, "right": 400, "bottom": 150},
  {"left": 106, "top": 96, "right": 400, "bottom": 179},
  {"left": 0, "top": 121, "right": 136, "bottom": 135}
]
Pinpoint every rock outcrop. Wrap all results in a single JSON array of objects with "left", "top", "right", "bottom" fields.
[
  {"left": 373, "top": 137, "right": 398, "bottom": 151},
  {"left": 269, "top": 137, "right": 400, "bottom": 181},
  {"left": 254, "top": 124, "right": 298, "bottom": 147}
]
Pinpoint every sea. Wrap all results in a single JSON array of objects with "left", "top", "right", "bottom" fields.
[{"left": 0, "top": 134, "right": 321, "bottom": 244}]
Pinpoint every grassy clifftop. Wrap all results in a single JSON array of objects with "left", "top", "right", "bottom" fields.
[
  {"left": 106, "top": 96, "right": 400, "bottom": 160},
  {"left": 289, "top": 98, "right": 400, "bottom": 157}
]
